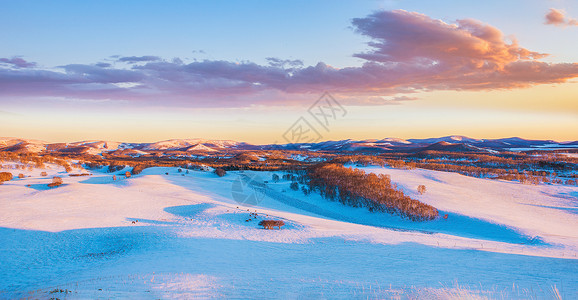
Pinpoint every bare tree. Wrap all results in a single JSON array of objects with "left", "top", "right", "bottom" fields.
[{"left": 417, "top": 185, "right": 427, "bottom": 195}]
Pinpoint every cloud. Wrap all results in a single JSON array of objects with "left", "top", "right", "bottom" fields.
[
  {"left": 350, "top": 95, "right": 419, "bottom": 105},
  {"left": 352, "top": 11, "right": 546, "bottom": 69},
  {"left": 266, "top": 57, "right": 304, "bottom": 68},
  {"left": 545, "top": 8, "right": 578, "bottom": 26},
  {"left": 0, "top": 57, "right": 37, "bottom": 68},
  {"left": 0, "top": 10, "right": 577, "bottom": 108},
  {"left": 346, "top": 10, "right": 577, "bottom": 90},
  {"left": 117, "top": 56, "right": 161, "bottom": 63},
  {"left": 59, "top": 64, "right": 145, "bottom": 83},
  {"left": 95, "top": 62, "right": 112, "bottom": 68}
]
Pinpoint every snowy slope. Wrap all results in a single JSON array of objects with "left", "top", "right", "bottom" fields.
[
  {"left": 0, "top": 138, "right": 47, "bottom": 153},
  {"left": 186, "top": 144, "right": 218, "bottom": 152},
  {"left": 0, "top": 137, "right": 47, "bottom": 147},
  {"left": 0, "top": 164, "right": 576, "bottom": 298},
  {"left": 142, "top": 139, "right": 241, "bottom": 151},
  {"left": 356, "top": 165, "right": 578, "bottom": 250}
]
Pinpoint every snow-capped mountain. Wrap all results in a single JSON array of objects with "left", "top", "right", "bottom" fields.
[
  {"left": 1, "top": 136, "right": 577, "bottom": 155},
  {"left": 407, "top": 135, "right": 483, "bottom": 144},
  {"left": 142, "top": 139, "right": 254, "bottom": 151}
]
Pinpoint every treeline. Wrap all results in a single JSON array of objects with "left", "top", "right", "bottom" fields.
[
  {"left": 85, "top": 152, "right": 315, "bottom": 175},
  {"left": 0, "top": 152, "right": 76, "bottom": 172},
  {"left": 335, "top": 153, "right": 578, "bottom": 186},
  {"left": 0, "top": 150, "right": 323, "bottom": 177},
  {"left": 304, "top": 164, "right": 438, "bottom": 221}
]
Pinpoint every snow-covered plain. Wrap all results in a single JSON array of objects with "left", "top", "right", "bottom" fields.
[{"left": 0, "top": 163, "right": 577, "bottom": 299}]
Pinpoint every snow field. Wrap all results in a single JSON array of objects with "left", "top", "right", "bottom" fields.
[{"left": 0, "top": 163, "right": 576, "bottom": 298}]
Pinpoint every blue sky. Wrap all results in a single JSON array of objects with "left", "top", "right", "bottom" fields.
[
  {"left": 3, "top": 0, "right": 577, "bottom": 65},
  {"left": 1, "top": 1, "right": 369, "bottom": 67},
  {"left": 1, "top": 0, "right": 577, "bottom": 143}
]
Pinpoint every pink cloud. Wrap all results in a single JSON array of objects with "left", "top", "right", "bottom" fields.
[
  {"left": 545, "top": 8, "right": 578, "bottom": 27},
  {"left": 1, "top": 10, "right": 577, "bottom": 107}
]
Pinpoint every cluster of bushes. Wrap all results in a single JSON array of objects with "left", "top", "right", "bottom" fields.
[
  {"left": 258, "top": 220, "right": 285, "bottom": 229},
  {"left": 0, "top": 153, "right": 79, "bottom": 172},
  {"left": 48, "top": 176, "right": 63, "bottom": 188},
  {"left": 214, "top": 168, "right": 226, "bottom": 177},
  {"left": 107, "top": 163, "right": 125, "bottom": 173},
  {"left": 131, "top": 163, "right": 150, "bottom": 175},
  {"left": 0, "top": 172, "right": 13, "bottom": 184},
  {"left": 304, "top": 164, "right": 439, "bottom": 221},
  {"left": 1, "top": 149, "right": 319, "bottom": 179}
]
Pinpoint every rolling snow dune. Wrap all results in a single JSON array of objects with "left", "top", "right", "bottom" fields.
[
  {"left": 0, "top": 164, "right": 576, "bottom": 298},
  {"left": 357, "top": 165, "right": 578, "bottom": 250}
]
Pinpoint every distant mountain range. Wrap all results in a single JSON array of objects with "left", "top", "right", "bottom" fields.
[{"left": 1, "top": 136, "right": 577, "bottom": 156}]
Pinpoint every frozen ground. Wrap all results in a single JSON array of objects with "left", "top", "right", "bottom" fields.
[{"left": 0, "top": 163, "right": 576, "bottom": 299}]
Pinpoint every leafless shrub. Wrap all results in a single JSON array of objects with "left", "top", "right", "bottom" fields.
[
  {"left": 18, "top": 173, "right": 25, "bottom": 179},
  {"left": 417, "top": 185, "right": 426, "bottom": 195},
  {"left": 48, "top": 176, "right": 63, "bottom": 188},
  {"left": 40, "top": 171, "right": 48, "bottom": 177},
  {"left": 214, "top": 168, "right": 226, "bottom": 177},
  {"left": 131, "top": 164, "right": 148, "bottom": 175},
  {"left": 0, "top": 172, "right": 13, "bottom": 182},
  {"left": 259, "top": 220, "right": 285, "bottom": 229}
]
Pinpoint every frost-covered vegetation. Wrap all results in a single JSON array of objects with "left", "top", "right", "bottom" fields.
[
  {"left": 337, "top": 152, "right": 578, "bottom": 186},
  {"left": 302, "top": 164, "right": 438, "bottom": 220}
]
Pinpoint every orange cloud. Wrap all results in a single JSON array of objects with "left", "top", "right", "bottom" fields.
[
  {"left": 1, "top": 10, "right": 577, "bottom": 107},
  {"left": 545, "top": 8, "right": 578, "bottom": 27}
]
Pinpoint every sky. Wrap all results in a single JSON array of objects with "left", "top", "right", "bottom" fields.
[{"left": 1, "top": 0, "right": 577, "bottom": 143}]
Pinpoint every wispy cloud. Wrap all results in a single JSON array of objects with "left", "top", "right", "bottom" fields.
[
  {"left": 117, "top": 56, "right": 162, "bottom": 63},
  {"left": 0, "top": 57, "right": 37, "bottom": 68},
  {"left": 266, "top": 57, "right": 304, "bottom": 68},
  {"left": 1, "top": 10, "right": 577, "bottom": 108},
  {"left": 545, "top": 8, "right": 578, "bottom": 27}
]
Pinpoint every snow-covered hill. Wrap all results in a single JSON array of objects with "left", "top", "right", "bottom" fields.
[
  {"left": 142, "top": 139, "right": 246, "bottom": 151},
  {"left": 0, "top": 164, "right": 576, "bottom": 298},
  {"left": 2, "top": 136, "right": 577, "bottom": 155}
]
